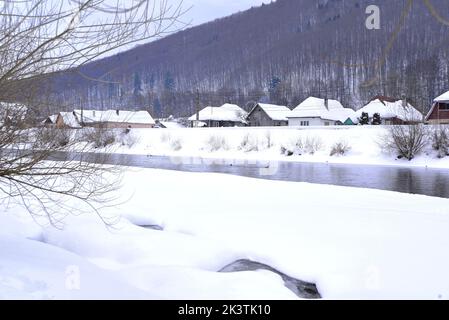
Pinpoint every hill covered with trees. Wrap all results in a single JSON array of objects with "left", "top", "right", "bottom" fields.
[{"left": 46, "top": 0, "right": 449, "bottom": 117}]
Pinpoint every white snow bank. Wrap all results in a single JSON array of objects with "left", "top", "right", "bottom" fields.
[
  {"left": 0, "top": 235, "right": 148, "bottom": 299},
  {"left": 115, "top": 168, "right": 449, "bottom": 299},
  {"left": 103, "top": 126, "right": 449, "bottom": 169},
  {"left": 3, "top": 167, "right": 449, "bottom": 299}
]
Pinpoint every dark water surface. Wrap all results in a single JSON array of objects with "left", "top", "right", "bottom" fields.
[{"left": 50, "top": 152, "right": 449, "bottom": 198}]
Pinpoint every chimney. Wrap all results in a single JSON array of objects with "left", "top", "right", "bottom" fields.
[
  {"left": 401, "top": 94, "right": 407, "bottom": 107},
  {"left": 402, "top": 98, "right": 407, "bottom": 107},
  {"left": 324, "top": 98, "right": 329, "bottom": 110},
  {"left": 93, "top": 110, "right": 96, "bottom": 118},
  {"left": 116, "top": 109, "right": 119, "bottom": 116}
]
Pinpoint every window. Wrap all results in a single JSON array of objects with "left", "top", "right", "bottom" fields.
[
  {"left": 439, "top": 103, "right": 449, "bottom": 110},
  {"left": 300, "top": 121, "right": 310, "bottom": 126},
  {"left": 324, "top": 121, "right": 330, "bottom": 126}
]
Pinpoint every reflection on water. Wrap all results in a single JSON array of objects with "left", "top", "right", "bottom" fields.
[{"left": 49, "top": 152, "right": 449, "bottom": 199}]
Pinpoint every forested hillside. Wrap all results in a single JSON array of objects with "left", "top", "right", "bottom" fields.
[{"left": 46, "top": 0, "right": 449, "bottom": 117}]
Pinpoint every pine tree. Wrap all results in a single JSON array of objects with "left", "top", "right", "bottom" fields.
[
  {"left": 372, "top": 113, "right": 381, "bottom": 125},
  {"left": 359, "top": 112, "right": 370, "bottom": 125}
]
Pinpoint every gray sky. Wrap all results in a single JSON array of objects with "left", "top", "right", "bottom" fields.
[{"left": 183, "top": 0, "right": 272, "bottom": 26}]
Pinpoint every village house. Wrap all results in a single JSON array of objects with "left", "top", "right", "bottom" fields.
[
  {"left": 44, "top": 109, "right": 156, "bottom": 129},
  {"left": 73, "top": 109, "right": 156, "bottom": 128},
  {"left": 425, "top": 91, "right": 449, "bottom": 124},
  {"left": 41, "top": 114, "right": 57, "bottom": 127},
  {"left": 55, "top": 112, "right": 82, "bottom": 129},
  {"left": 288, "top": 97, "right": 357, "bottom": 126},
  {"left": 188, "top": 103, "right": 247, "bottom": 127},
  {"left": 356, "top": 96, "right": 423, "bottom": 125},
  {"left": 246, "top": 103, "right": 291, "bottom": 127}
]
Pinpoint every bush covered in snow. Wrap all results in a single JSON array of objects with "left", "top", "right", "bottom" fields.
[
  {"left": 205, "top": 135, "right": 228, "bottom": 152},
  {"left": 118, "top": 129, "right": 139, "bottom": 148},
  {"left": 303, "top": 136, "right": 323, "bottom": 155},
  {"left": 82, "top": 127, "right": 116, "bottom": 148},
  {"left": 330, "top": 140, "right": 351, "bottom": 157},
  {"left": 170, "top": 138, "right": 183, "bottom": 151},
  {"left": 431, "top": 127, "right": 449, "bottom": 158},
  {"left": 239, "top": 134, "right": 259, "bottom": 152},
  {"left": 35, "top": 128, "right": 72, "bottom": 148},
  {"left": 159, "top": 132, "right": 183, "bottom": 151},
  {"left": 265, "top": 131, "right": 273, "bottom": 149},
  {"left": 160, "top": 132, "right": 171, "bottom": 143},
  {"left": 383, "top": 125, "right": 428, "bottom": 161},
  {"left": 281, "top": 136, "right": 323, "bottom": 156}
]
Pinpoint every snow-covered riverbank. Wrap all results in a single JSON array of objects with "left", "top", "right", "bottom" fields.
[
  {"left": 2, "top": 167, "right": 449, "bottom": 299},
  {"left": 107, "top": 126, "right": 449, "bottom": 169}
]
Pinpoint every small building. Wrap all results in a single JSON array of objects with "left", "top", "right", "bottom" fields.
[
  {"left": 288, "top": 97, "right": 357, "bottom": 126},
  {"left": 356, "top": 96, "right": 423, "bottom": 125},
  {"left": 74, "top": 110, "right": 155, "bottom": 128},
  {"left": 246, "top": 103, "right": 291, "bottom": 127},
  {"left": 425, "top": 91, "right": 449, "bottom": 124},
  {"left": 55, "top": 112, "right": 82, "bottom": 129},
  {"left": 41, "top": 114, "right": 58, "bottom": 127},
  {"left": 188, "top": 104, "right": 247, "bottom": 127}
]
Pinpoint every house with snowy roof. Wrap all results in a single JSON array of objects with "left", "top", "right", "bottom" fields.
[
  {"left": 188, "top": 103, "right": 248, "bottom": 127},
  {"left": 288, "top": 97, "right": 357, "bottom": 127},
  {"left": 425, "top": 91, "right": 449, "bottom": 124},
  {"left": 73, "top": 109, "right": 155, "bottom": 128},
  {"left": 54, "top": 112, "right": 82, "bottom": 129},
  {"left": 246, "top": 103, "right": 291, "bottom": 127},
  {"left": 356, "top": 96, "right": 423, "bottom": 125}
]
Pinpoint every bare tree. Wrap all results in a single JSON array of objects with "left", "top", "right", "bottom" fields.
[
  {"left": 383, "top": 125, "right": 428, "bottom": 161},
  {"left": 0, "top": 0, "right": 186, "bottom": 225}
]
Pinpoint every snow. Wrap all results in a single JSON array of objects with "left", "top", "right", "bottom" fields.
[
  {"left": 188, "top": 104, "right": 247, "bottom": 123},
  {"left": 0, "top": 235, "right": 147, "bottom": 299},
  {"left": 102, "top": 126, "right": 449, "bottom": 169},
  {"left": 355, "top": 99, "right": 423, "bottom": 122},
  {"left": 255, "top": 103, "right": 292, "bottom": 121},
  {"left": 59, "top": 112, "right": 81, "bottom": 128},
  {"left": 158, "top": 121, "right": 185, "bottom": 129},
  {"left": 2, "top": 167, "right": 449, "bottom": 299},
  {"left": 434, "top": 90, "right": 449, "bottom": 102},
  {"left": 73, "top": 110, "right": 155, "bottom": 125},
  {"left": 289, "top": 97, "right": 357, "bottom": 123}
]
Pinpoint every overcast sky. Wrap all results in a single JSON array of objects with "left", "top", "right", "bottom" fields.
[{"left": 182, "top": 0, "right": 273, "bottom": 26}]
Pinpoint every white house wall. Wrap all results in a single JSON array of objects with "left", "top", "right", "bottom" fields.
[{"left": 288, "top": 117, "right": 337, "bottom": 127}]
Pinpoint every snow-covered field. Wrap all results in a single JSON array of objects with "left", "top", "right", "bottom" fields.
[
  {"left": 2, "top": 166, "right": 449, "bottom": 299},
  {"left": 109, "top": 126, "right": 449, "bottom": 169}
]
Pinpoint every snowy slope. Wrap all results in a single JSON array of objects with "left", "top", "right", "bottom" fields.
[{"left": 2, "top": 167, "right": 449, "bottom": 299}]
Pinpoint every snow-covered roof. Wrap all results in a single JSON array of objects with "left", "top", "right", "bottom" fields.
[
  {"left": 434, "top": 91, "right": 449, "bottom": 102},
  {"left": 255, "top": 103, "right": 291, "bottom": 121},
  {"left": 288, "top": 97, "right": 356, "bottom": 123},
  {"left": 59, "top": 112, "right": 81, "bottom": 128},
  {"left": 220, "top": 103, "right": 246, "bottom": 113},
  {"left": 74, "top": 110, "right": 155, "bottom": 125},
  {"left": 356, "top": 99, "right": 422, "bottom": 122},
  {"left": 159, "top": 121, "right": 185, "bottom": 129},
  {"left": 41, "top": 114, "right": 57, "bottom": 125},
  {"left": 188, "top": 105, "right": 247, "bottom": 123}
]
